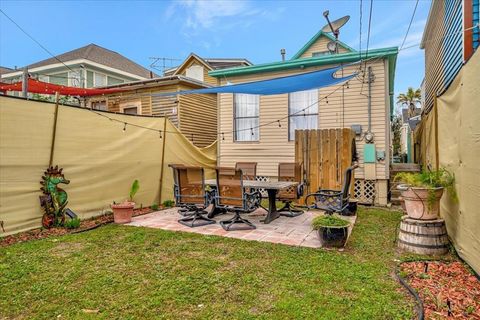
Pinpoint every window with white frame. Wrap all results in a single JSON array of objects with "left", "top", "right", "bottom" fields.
[
  {"left": 185, "top": 64, "right": 204, "bottom": 82},
  {"left": 94, "top": 73, "right": 107, "bottom": 87},
  {"left": 68, "top": 70, "right": 82, "bottom": 87},
  {"left": 288, "top": 89, "right": 318, "bottom": 140},
  {"left": 234, "top": 94, "right": 259, "bottom": 141}
]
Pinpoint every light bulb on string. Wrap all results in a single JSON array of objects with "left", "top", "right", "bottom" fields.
[
  {"left": 159, "top": 130, "right": 162, "bottom": 139},
  {"left": 250, "top": 128, "right": 254, "bottom": 136},
  {"left": 221, "top": 132, "right": 225, "bottom": 141},
  {"left": 123, "top": 122, "right": 127, "bottom": 132},
  {"left": 325, "top": 97, "right": 329, "bottom": 104},
  {"left": 277, "top": 120, "right": 281, "bottom": 128}
]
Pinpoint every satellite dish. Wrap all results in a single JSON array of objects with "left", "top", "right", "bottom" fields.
[
  {"left": 327, "top": 41, "right": 337, "bottom": 53},
  {"left": 321, "top": 15, "right": 350, "bottom": 34}
]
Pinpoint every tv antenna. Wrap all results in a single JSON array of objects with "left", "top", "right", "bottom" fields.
[
  {"left": 321, "top": 11, "right": 350, "bottom": 53},
  {"left": 149, "top": 57, "right": 182, "bottom": 75}
]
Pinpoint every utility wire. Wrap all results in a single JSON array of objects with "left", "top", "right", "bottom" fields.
[
  {"left": 360, "top": 0, "right": 374, "bottom": 96},
  {"left": 0, "top": 9, "right": 75, "bottom": 73},
  {"left": 400, "top": 0, "right": 419, "bottom": 50}
]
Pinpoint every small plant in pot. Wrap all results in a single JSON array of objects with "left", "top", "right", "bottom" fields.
[
  {"left": 312, "top": 215, "right": 350, "bottom": 248},
  {"left": 394, "top": 168, "right": 456, "bottom": 220},
  {"left": 111, "top": 180, "right": 139, "bottom": 224}
]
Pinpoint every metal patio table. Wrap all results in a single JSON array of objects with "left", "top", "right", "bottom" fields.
[{"left": 204, "top": 179, "right": 298, "bottom": 224}]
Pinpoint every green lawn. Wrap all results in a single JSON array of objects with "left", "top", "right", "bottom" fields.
[{"left": 0, "top": 208, "right": 414, "bottom": 319}]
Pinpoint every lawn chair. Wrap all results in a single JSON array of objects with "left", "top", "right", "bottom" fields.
[
  {"left": 171, "top": 165, "right": 215, "bottom": 227},
  {"left": 305, "top": 165, "right": 357, "bottom": 215},
  {"left": 277, "top": 163, "right": 305, "bottom": 217},
  {"left": 215, "top": 167, "right": 262, "bottom": 231},
  {"left": 235, "top": 162, "right": 257, "bottom": 180}
]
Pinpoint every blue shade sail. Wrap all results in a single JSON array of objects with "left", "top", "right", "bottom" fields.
[{"left": 153, "top": 66, "right": 356, "bottom": 96}]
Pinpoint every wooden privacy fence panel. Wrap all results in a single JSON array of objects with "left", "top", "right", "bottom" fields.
[{"left": 295, "top": 128, "right": 356, "bottom": 204}]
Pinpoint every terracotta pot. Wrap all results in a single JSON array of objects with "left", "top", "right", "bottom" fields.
[
  {"left": 401, "top": 187, "right": 444, "bottom": 220},
  {"left": 111, "top": 201, "right": 135, "bottom": 224}
]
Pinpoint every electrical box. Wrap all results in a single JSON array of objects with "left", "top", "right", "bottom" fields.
[
  {"left": 376, "top": 150, "right": 386, "bottom": 161},
  {"left": 364, "top": 143, "right": 376, "bottom": 163},
  {"left": 351, "top": 124, "right": 362, "bottom": 136}
]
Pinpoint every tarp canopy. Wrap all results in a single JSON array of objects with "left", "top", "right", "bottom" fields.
[
  {"left": 154, "top": 66, "right": 356, "bottom": 96},
  {"left": 0, "top": 78, "right": 128, "bottom": 96}
]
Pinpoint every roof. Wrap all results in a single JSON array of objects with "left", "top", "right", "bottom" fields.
[
  {"left": 12, "top": 44, "right": 155, "bottom": 79},
  {"left": 209, "top": 47, "right": 398, "bottom": 77},
  {"left": 94, "top": 74, "right": 212, "bottom": 91},
  {"left": 291, "top": 30, "right": 356, "bottom": 60},
  {"left": 0, "top": 66, "right": 13, "bottom": 76},
  {"left": 402, "top": 107, "right": 422, "bottom": 122},
  {"left": 168, "top": 53, "right": 252, "bottom": 76}
]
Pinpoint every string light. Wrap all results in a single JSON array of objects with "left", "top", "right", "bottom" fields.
[
  {"left": 277, "top": 120, "right": 281, "bottom": 128},
  {"left": 250, "top": 128, "right": 254, "bottom": 136},
  {"left": 159, "top": 130, "right": 162, "bottom": 139},
  {"left": 221, "top": 132, "right": 225, "bottom": 141},
  {"left": 123, "top": 122, "right": 127, "bottom": 132},
  {"left": 326, "top": 97, "right": 329, "bottom": 104}
]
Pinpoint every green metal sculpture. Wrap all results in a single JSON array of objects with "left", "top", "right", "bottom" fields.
[{"left": 39, "top": 166, "right": 70, "bottom": 228}]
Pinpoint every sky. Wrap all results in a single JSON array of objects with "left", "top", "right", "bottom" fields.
[{"left": 0, "top": 0, "right": 431, "bottom": 113}]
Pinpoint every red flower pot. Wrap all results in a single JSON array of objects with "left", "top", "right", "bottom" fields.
[{"left": 111, "top": 201, "right": 135, "bottom": 224}]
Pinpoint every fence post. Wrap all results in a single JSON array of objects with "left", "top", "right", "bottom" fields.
[
  {"left": 158, "top": 116, "right": 168, "bottom": 204},
  {"left": 48, "top": 92, "right": 60, "bottom": 167}
]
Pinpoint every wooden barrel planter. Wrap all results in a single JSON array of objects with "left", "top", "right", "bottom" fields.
[{"left": 398, "top": 216, "right": 449, "bottom": 255}]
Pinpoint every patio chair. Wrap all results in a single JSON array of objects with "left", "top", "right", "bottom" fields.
[
  {"left": 305, "top": 165, "right": 358, "bottom": 215},
  {"left": 215, "top": 167, "right": 262, "bottom": 231},
  {"left": 277, "top": 163, "right": 305, "bottom": 217},
  {"left": 171, "top": 165, "right": 215, "bottom": 227},
  {"left": 235, "top": 162, "right": 257, "bottom": 180}
]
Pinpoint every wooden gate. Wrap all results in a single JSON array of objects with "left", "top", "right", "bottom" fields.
[{"left": 295, "top": 128, "right": 356, "bottom": 204}]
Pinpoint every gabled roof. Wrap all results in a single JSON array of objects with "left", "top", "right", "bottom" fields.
[
  {"left": 291, "top": 30, "right": 356, "bottom": 60},
  {"left": 9, "top": 44, "right": 155, "bottom": 79},
  {"left": 171, "top": 53, "right": 252, "bottom": 76},
  {"left": 94, "top": 74, "right": 212, "bottom": 91}
]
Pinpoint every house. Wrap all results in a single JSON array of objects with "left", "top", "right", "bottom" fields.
[
  {"left": 414, "top": 0, "right": 479, "bottom": 273},
  {"left": 400, "top": 107, "right": 421, "bottom": 162},
  {"left": 163, "top": 53, "right": 252, "bottom": 85},
  {"left": 209, "top": 30, "right": 398, "bottom": 206},
  {"left": 85, "top": 75, "right": 216, "bottom": 147},
  {"left": 0, "top": 43, "right": 155, "bottom": 89},
  {"left": 85, "top": 53, "right": 252, "bottom": 147}
]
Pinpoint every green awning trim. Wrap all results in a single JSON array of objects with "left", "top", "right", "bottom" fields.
[{"left": 290, "top": 30, "right": 357, "bottom": 60}]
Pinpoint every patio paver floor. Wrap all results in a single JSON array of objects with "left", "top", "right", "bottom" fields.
[{"left": 127, "top": 207, "right": 356, "bottom": 248}]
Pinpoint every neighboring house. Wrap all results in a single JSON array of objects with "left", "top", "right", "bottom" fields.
[
  {"left": 85, "top": 53, "right": 252, "bottom": 147},
  {"left": 400, "top": 107, "right": 421, "bottom": 162},
  {"left": 1, "top": 44, "right": 155, "bottom": 90},
  {"left": 85, "top": 75, "right": 216, "bottom": 147},
  {"left": 210, "top": 29, "right": 398, "bottom": 206},
  {"left": 0, "top": 66, "right": 14, "bottom": 78},
  {"left": 416, "top": 0, "right": 480, "bottom": 273},
  {"left": 420, "top": 0, "right": 479, "bottom": 114},
  {"left": 163, "top": 53, "right": 252, "bottom": 86}
]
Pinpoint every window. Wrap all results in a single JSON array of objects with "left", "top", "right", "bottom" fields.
[
  {"left": 94, "top": 73, "right": 107, "bottom": 87},
  {"left": 186, "top": 64, "right": 204, "bottom": 82},
  {"left": 312, "top": 51, "right": 331, "bottom": 57},
  {"left": 68, "top": 70, "right": 82, "bottom": 87},
  {"left": 91, "top": 101, "right": 107, "bottom": 111},
  {"left": 86, "top": 71, "right": 94, "bottom": 87},
  {"left": 288, "top": 89, "right": 318, "bottom": 140},
  {"left": 49, "top": 72, "right": 68, "bottom": 86},
  {"left": 107, "top": 76, "right": 124, "bottom": 85},
  {"left": 120, "top": 100, "right": 141, "bottom": 115},
  {"left": 234, "top": 94, "right": 259, "bottom": 141}
]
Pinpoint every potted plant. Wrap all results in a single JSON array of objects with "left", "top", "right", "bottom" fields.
[
  {"left": 111, "top": 180, "right": 139, "bottom": 224},
  {"left": 394, "top": 168, "right": 456, "bottom": 220},
  {"left": 312, "top": 215, "right": 350, "bottom": 248}
]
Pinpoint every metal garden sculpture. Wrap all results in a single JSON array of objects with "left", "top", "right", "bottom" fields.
[{"left": 39, "top": 166, "right": 70, "bottom": 228}]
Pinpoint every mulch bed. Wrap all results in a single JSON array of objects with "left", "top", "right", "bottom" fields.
[
  {"left": 401, "top": 261, "right": 480, "bottom": 319},
  {"left": 0, "top": 207, "right": 165, "bottom": 247}
]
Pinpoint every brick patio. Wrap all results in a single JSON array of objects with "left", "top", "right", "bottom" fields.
[{"left": 127, "top": 207, "right": 356, "bottom": 248}]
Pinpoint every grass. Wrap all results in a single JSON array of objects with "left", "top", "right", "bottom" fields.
[{"left": 0, "top": 207, "right": 414, "bottom": 319}]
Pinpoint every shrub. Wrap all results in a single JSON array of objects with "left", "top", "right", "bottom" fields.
[
  {"left": 65, "top": 218, "right": 81, "bottom": 229},
  {"left": 162, "top": 200, "right": 175, "bottom": 208},
  {"left": 312, "top": 215, "right": 349, "bottom": 229},
  {"left": 151, "top": 203, "right": 159, "bottom": 211},
  {"left": 129, "top": 180, "right": 140, "bottom": 202}
]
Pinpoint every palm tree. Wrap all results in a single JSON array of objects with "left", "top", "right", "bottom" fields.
[{"left": 397, "top": 87, "right": 421, "bottom": 118}]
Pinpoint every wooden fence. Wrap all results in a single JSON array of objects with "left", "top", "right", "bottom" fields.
[{"left": 294, "top": 128, "right": 356, "bottom": 204}]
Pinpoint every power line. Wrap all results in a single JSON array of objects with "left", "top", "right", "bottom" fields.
[
  {"left": 360, "top": 0, "right": 374, "bottom": 96},
  {"left": 400, "top": 0, "right": 419, "bottom": 50},
  {"left": 359, "top": 0, "right": 363, "bottom": 55},
  {"left": 0, "top": 9, "right": 75, "bottom": 73}
]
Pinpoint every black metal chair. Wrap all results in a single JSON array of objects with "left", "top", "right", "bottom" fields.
[
  {"left": 305, "top": 165, "right": 357, "bottom": 215},
  {"left": 215, "top": 167, "right": 262, "bottom": 231},
  {"left": 171, "top": 165, "right": 215, "bottom": 227},
  {"left": 277, "top": 163, "right": 305, "bottom": 217}
]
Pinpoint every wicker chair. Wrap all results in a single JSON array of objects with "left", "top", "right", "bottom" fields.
[
  {"left": 215, "top": 167, "right": 261, "bottom": 231},
  {"left": 171, "top": 165, "right": 215, "bottom": 227},
  {"left": 277, "top": 163, "right": 305, "bottom": 217},
  {"left": 305, "top": 165, "right": 357, "bottom": 215}
]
